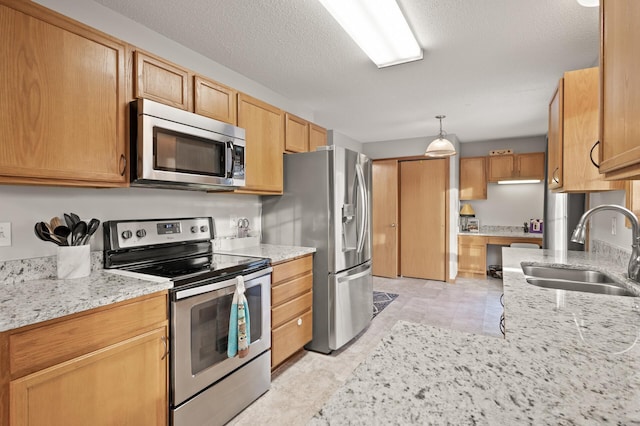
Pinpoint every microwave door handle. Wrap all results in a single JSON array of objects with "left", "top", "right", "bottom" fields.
[{"left": 226, "top": 141, "right": 234, "bottom": 178}]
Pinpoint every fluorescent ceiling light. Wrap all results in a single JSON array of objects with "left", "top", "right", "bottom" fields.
[
  {"left": 318, "top": 0, "right": 423, "bottom": 68},
  {"left": 497, "top": 180, "right": 542, "bottom": 185},
  {"left": 576, "top": 0, "right": 599, "bottom": 7}
]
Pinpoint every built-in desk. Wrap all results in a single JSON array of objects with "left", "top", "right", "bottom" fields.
[{"left": 457, "top": 232, "right": 543, "bottom": 278}]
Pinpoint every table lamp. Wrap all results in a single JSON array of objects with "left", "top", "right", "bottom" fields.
[{"left": 459, "top": 204, "right": 476, "bottom": 232}]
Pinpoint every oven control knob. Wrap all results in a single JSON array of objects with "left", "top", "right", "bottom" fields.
[
  {"left": 121, "top": 230, "right": 133, "bottom": 240},
  {"left": 191, "top": 226, "right": 199, "bottom": 233},
  {"left": 136, "top": 229, "right": 147, "bottom": 238},
  {"left": 200, "top": 225, "right": 208, "bottom": 233}
]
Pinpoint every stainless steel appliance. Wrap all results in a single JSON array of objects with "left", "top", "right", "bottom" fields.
[
  {"left": 262, "top": 146, "right": 373, "bottom": 354},
  {"left": 103, "top": 217, "right": 271, "bottom": 426},
  {"left": 130, "top": 98, "right": 246, "bottom": 191}
]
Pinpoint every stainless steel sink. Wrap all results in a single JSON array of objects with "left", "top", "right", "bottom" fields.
[{"left": 521, "top": 265, "right": 638, "bottom": 297}]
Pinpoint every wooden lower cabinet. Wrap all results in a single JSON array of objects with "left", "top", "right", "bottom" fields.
[
  {"left": 270, "top": 255, "right": 313, "bottom": 369},
  {"left": 1, "top": 292, "right": 169, "bottom": 426},
  {"left": 458, "top": 235, "right": 488, "bottom": 278}
]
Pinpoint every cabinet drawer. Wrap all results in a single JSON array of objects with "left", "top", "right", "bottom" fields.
[
  {"left": 272, "top": 273, "right": 312, "bottom": 306},
  {"left": 271, "top": 309, "right": 312, "bottom": 368},
  {"left": 9, "top": 292, "right": 167, "bottom": 378},
  {"left": 272, "top": 255, "right": 313, "bottom": 284},
  {"left": 272, "top": 291, "right": 313, "bottom": 329}
]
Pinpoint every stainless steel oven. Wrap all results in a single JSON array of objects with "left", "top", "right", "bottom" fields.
[
  {"left": 103, "top": 217, "right": 271, "bottom": 426},
  {"left": 171, "top": 266, "right": 271, "bottom": 425},
  {"left": 130, "top": 98, "right": 246, "bottom": 191}
]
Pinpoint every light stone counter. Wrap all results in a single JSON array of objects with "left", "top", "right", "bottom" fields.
[
  {"left": 214, "top": 243, "right": 316, "bottom": 264},
  {"left": 310, "top": 249, "right": 640, "bottom": 424},
  {"left": 459, "top": 230, "right": 543, "bottom": 239},
  {"left": 0, "top": 270, "right": 172, "bottom": 332}
]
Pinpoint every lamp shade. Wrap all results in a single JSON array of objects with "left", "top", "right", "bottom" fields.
[
  {"left": 576, "top": 0, "right": 599, "bottom": 7},
  {"left": 459, "top": 204, "right": 475, "bottom": 216},
  {"left": 425, "top": 137, "right": 457, "bottom": 157}
]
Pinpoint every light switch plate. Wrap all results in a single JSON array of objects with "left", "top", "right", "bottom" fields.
[{"left": 0, "top": 222, "right": 11, "bottom": 246}]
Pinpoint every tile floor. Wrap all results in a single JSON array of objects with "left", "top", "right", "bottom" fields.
[{"left": 228, "top": 275, "right": 504, "bottom": 426}]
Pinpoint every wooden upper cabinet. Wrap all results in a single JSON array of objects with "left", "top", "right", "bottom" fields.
[
  {"left": 517, "top": 152, "right": 545, "bottom": 180},
  {"left": 0, "top": 0, "right": 128, "bottom": 187},
  {"left": 285, "top": 113, "right": 309, "bottom": 153},
  {"left": 549, "top": 67, "right": 624, "bottom": 192},
  {"left": 134, "top": 50, "right": 191, "bottom": 110},
  {"left": 487, "top": 153, "right": 545, "bottom": 182},
  {"left": 194, "top": 76, "right": 237, "bottom": 124},
  {"left": 236, "top": 93, "right": 285, "bottom": 194},
  {"left": 309, "top": 123, "right": 327, "bottom": 152},
  {"left": 459, "top": 157, "right": 487, "bottom": 200},
  {"left": 599, "top": 0, "right": 640, "bottom": 179},
  {"left": 487, "top": 155, "right": 515, "bottom": 182},
  {"left": 548, "top": 80, "right": 564, "bottom": 190}
]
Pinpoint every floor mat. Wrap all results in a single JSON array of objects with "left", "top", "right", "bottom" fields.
[{"left": 372, "top": 291, "right": 399, "bottom": 319}]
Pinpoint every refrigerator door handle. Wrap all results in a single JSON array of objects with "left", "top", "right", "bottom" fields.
[
  {"left": 337, "top": 267, "right": 371, "bottom": 283},
  {"left": 355, "top": 163, "right": 368, "bottom": 253}
]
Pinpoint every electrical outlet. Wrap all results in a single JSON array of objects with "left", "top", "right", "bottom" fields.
[
  {"left": 0, "top": 222, "right": 11, "bottom": 247},
  {"left": 611, "top": 217, "right": 617, "bottom": 235}
]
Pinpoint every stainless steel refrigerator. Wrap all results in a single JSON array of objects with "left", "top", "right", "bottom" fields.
[{"left": 262, "top": 146, "right": 373, "bottom": 354}]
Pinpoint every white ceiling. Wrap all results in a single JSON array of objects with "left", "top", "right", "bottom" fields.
[{"left": 93, "top": 0, "right": 600, "bottom": 143}]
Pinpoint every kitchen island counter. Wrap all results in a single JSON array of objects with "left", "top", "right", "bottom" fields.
[
  {"left": 311, "top": 248, "right": 640, "bottom": 424},
  {"left": 214, "top": 243, "right": 316, "bottom": 264}
]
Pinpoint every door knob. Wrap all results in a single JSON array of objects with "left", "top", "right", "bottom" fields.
[{"left": 390, "top": 223, "right": 396, "bottom": 227}]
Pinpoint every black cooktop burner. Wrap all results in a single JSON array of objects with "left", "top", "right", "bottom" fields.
[{"left": 126, "top": 254, "right": 269, "bottom": 287}]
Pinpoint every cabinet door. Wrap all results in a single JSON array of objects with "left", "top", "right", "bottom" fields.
[
  {"left": 10, "top": 327, "right": 168, "bottom": 426},
  {"left": 372, "top": 159, "right": 399, "bottom": 278},
  {"left": 460, "top": 157, "right": 487, "bottom": 200},
  {"left": 284, "top": 113, "right": 309, "bottom": 153},
  {"left": 309, "top": 123, "right": 327, "bottom": 152},
  {"left": 236, "top": 93, "right": 284, "bottom": 194},
  {"left": 194, "top": 76, "right": 237, "bottom": 124},
  {"left": 600, "top": 0, "right": 640, "bottom": 179},
  {"left": 0, "top": 2, "right": 127, "bottom": 186},
  {"left": 548, "top": 81, "right": 564, "bottom": 189},
  {"left": 134, "top": 50, "right": 191, "bottom": 110},
  {"left": 457, "top": 236, "right": 487, "bottom": 278},
  {"left": 487, "top": 155, "right": 515, "bottom": 182},
  {"left": 516, "top": 152, "right": 545, "bottom": 180}
]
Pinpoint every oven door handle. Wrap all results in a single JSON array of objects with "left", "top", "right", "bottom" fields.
[{"left": 174, "top": 267, "right": 273, "bottom": 300}]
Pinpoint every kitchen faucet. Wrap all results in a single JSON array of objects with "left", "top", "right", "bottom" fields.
[{"left": 570, "top": 204, "right": 640, "bottom": 282}]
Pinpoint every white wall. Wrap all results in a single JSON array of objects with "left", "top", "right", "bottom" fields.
[
  {"left": 0, "top": 185, "right": 261, "bottom": 261},
  {"left": 329, "top": 130, "right": 364, "bottom": 153},
  {"left": 588, "top": 190, "right": 632, "bottom": 251},
  {"left": 465, "top": 183, "right": 545, "bottom": 227}
]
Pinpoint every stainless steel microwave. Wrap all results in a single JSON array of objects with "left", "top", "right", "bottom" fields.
[{"left": 130, "top": 98, "right": 245, "bottom": 191}]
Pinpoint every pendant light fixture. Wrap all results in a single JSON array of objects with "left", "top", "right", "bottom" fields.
[{"left": 425, "top": 115, "right": 457, "bottom": 157}]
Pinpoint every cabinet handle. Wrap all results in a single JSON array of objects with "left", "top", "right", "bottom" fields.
[
  {"left": 297, "top": 318, "right": 302, "bottom": 326},
  {"left": 589, "top": 140, "right": 600, "bottom": 169},
  {"left": 552, "top": 167, "right": 559, "bottom": 184},
  {"left": 160, "top": 335, "right": 169, "bottom": 360},
  {"left": 119, "top": 154, "right": 127, "bottom": 176}
]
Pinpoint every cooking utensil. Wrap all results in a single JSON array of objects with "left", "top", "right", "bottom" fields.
[
  {"left": 71, "top": 221, "right": 87, "bottom": 246},
  {"left": 70, "top": 212, "right": 81, "bottom": 225},
  {"left": 81, "top": 218, "right": 100, "bottom": 245},
  {"left": 53, "top": 225, "right": 71, "bottom": 243},
  {"left": 64, "top": 213, "right": 76, "bottom": 229},
  {"left": 50, "top": 216, "right": 63, "bottom": 230},
  {"left": 34, "top": 222, "right": 65, "bottom": 246}
]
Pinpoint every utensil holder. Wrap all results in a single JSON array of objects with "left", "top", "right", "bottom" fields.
[{"left": 56, "top": 245, "right": 90, "bottom": 279}]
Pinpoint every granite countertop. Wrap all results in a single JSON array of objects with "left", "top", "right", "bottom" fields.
[
  {"left": 311, "top": 249, "right": 640, "bottom": 424},
  {"left": 459, "top": 230, "right": 543, "bottom": 239},
  {"left": 0, "top": 270, "right": 172, "bottom": 333},
  {"left": 214, "top": 243, "right": 316, "bottom": 264}
]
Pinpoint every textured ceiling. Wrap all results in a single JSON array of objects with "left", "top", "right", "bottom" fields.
[{"left": 93, "top": 0, "right": 600, "bottom": 143}]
